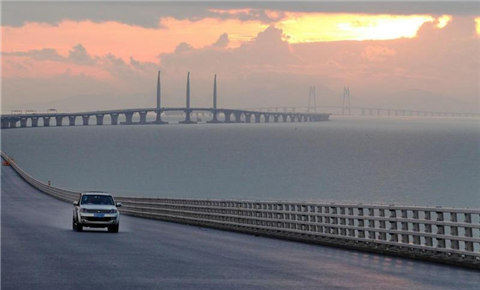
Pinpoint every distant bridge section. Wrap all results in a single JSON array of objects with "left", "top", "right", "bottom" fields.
[{"left": 248, "top": 106, "right": 480, "bottom": 118}]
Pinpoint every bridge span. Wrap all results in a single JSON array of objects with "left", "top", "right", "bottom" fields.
[
  {"left": 0, "top": 107, "right": 330, "bottom": 129},
  {"left": 1, "top": 72, "right": 329, "bottom": 129},
  {"left": 2, "top": 154, "right": 479, "bottom": 289}
]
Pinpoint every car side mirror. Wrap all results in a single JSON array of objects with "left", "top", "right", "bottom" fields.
[
  {"left": 73, "top": 201, "right": 79, "bottom": 206},
  {"left": 116, "top": 202, "right": 122, "bottom": 207}
]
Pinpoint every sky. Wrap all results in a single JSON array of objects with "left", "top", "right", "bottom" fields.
[{"left": 1, "top": 1, "right": 479, "bottom": 113}]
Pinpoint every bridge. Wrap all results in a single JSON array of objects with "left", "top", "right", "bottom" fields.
[
  {"left": 247, "top": 106, "right": 480, "bottom": 118},
  {"left": 2, "top": 153, "right": 479, "bottom": 289},
  {"left": 3, "top": 152, "right": 479, "bottom": 267},
  {"left": 0, "top": 72, "right": 330, "bottom": 129}
]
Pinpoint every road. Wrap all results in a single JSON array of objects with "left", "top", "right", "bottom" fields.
[{"left": 2, "top": 164, "right": 479, "bottom": 289}]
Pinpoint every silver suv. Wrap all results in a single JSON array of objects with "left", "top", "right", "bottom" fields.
[{"left": 72, "top": 192, "right": 122, "bottom": 233}]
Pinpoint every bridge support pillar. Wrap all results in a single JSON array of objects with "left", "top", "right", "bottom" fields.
[
  {"left": 124, "top": 112, "right": 134, "bottom": 124},
  {"left": 31, "top": 117, "right": 38, "bottom": 127},
  {"left": 153, "top": 110, "right": 167, "bottom": 124},
  {"left": 224, "top": 112, "right": 232, "bottom": 123},
  {"left": 139, "top": 111, "right": 147, "bottom": 124},
  {"left": 1, "top": 119, "right": 9, "bottom": 129},
  {"left": 254, "top": 114, "right": 261, "bottom": 123},
  {"left": 9, "top": 120, "right": 18, "bottom": 128},
  {"left": 20, "top": 118, "right": 28, "bottom": 128},
  {"left": 281, "top": 115, "right": 287, "bottom": 122},
  {"left": 244, "top": 113, "right": 251, "bottom": 123},
  {"left": 273, "top": 115, "right": 279, "bottom": 122},
  {"left": 68, "top": 116, "right": 76, "bottom": 126},
  {"left": 96, "top": 114, "right": 104, "bottom": 125},
  {"left": 233, "top": 112, "right": 242, "bottom": 123},
  {"left": 265, "top": 114, "right": 270, "bottom": 123},
  {"left": 207, "top": 110, "right": 220, "bottom": 123},
  {"left": 43, "top": 117, "right": 51, "bottom": 127},
  {"left": 55, "top": 116, "right": 63, "bottom": 126},
  {"left": 290, "top": 115, "right": 296, "bottom": 122},
  {"left": 180, "top": 110, "right": 196, "bottom": 124},
  {"left": 82, "top": 115, "right": 90, "bottom": 126},
  {"left": 110, "top": 113, "right": 119, "bottom": 125}
]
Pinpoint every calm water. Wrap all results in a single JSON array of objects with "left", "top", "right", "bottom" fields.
[{"left": 2, "top": 117, "right": 479, "bottom": 208}]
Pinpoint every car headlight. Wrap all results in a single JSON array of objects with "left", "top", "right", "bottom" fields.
[
  {"left": 110, "top": 209, "right": 117, "bottom": 214},
  {"left": 80, "top": 208, "right": 89, "bottom": 213}
]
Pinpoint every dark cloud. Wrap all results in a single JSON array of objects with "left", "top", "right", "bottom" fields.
[
  {"left": 2, "top": 48, "right": 64, "bottom": 61},
  {"left": 174, "top": 42, "right": 194, "bottom": 53},
  {"left": 2, "top": 2, "right": 479, "bottom": 28},
  {"left": 68, "top": 44, "right": 96, "bottom": 65},
  {"left": 213, "top": 33, "right": 230, "bottom": 47}
]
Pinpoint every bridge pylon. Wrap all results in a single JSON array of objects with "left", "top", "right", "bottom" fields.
[
  {"left": 307, "top": 86, "right": 317, "bottom": 113},
  {"left": 154, "top": 70, "right": 167, "bottom": 124},
  {"left": 208, "top": 74, "right": 221, "bottom": 123},
  {"left": 180, "top": 72, "right": 196, "bottom": 124},
  {"left": 342, "top": 86, "right": 351, "bottom": 115}
]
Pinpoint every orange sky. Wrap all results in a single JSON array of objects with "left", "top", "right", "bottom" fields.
[
  {"left": 1, "top": 12, "right": 457, "bottom": 64},
  {"left": 1, "top": 8, "right": 479, "bottom": 113}
]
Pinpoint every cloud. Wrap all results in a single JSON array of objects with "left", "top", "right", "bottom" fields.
[
  {"left": 2, "top": 48, "right": 64, "bottom": 61},
  {"left": 68, "top": 44, "right": 96, "bottom": 65},
  {"left": 174, "top": 42, "right": 194, "bottom": 54},
  {"left": 2, "top": 2, "right": 479, "bottom": 28},
  {"left": 362, "top": 46, "right": 396, "bottom": 62},
  {"left": 213, "top": 33, "right": 230, "bottom": 47},
  {"left": 2, "top": 15, "right": 479, "bottom": 114}
]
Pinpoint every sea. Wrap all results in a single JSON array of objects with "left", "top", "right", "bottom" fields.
[{"left": 2, "top": 116, "right": 479, "bottom": 208}]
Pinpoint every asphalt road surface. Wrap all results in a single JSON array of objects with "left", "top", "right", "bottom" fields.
[{"left": 2, "top": 164, "right": 479, "bottom": 289}]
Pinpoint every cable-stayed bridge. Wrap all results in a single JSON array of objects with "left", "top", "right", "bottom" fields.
[{"left": 1, "top": 72, "right": 330, "bottom": 129}]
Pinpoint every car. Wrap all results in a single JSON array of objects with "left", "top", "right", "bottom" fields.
[{"left": 72, "top": 192, "right": 122, "bottom": 233}]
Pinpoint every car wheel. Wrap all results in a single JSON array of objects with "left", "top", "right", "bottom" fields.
[
  {"left": 72, "top": 218, "right": 76, "bottom": 231},
  {"left": 76, "top": 222, "right": 83, "bottom": 232},
  {"left": 108, "top": 224, "right": 119, "bottom": 233}
]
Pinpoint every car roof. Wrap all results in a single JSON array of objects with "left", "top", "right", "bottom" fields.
[{"left": 81, "top": 192, "right": 112, "bottom": 196}]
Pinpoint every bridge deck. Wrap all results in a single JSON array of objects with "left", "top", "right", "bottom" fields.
[{"left": 2, "top": 164, "right": 479, "bottom": 289}]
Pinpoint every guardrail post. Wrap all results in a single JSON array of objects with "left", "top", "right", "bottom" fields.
[
  {"left": 348, "top": 207, "right": 355, "bottom": 237},
  {"left": 464, "top": 213, "right": 474, "bottom": 252},
  {"left": 424, "top": 211, "right": 433, "bottom": 247},
  {"left": 450, "top": 212, "right": 459, "bottom": 250},
  {"left": 358, "top": 207, "right": 365, "bottom": 238},
  {"left": 340, "top": 207, "right": 347, "bottom": 236},
  {"left": 401, "top": 209, "right": 409, "bottom": 244},
  {"left": 379, "top": 208, "right": 386, "bottom": 241},
  {"left": 331, "top": 205, "right": 338, "bottom": 235},
  {"left": 317, "top": 206, "right": 324, "bottom": 233},
  {"left": 436, "top": 210, "right": 445, "bottom": 248},
  {"left": 412, "top": 210, "right": 421, "bottom": 245},
  {"left": 368, "top": 208, "right": 376, "bottom": 239},
  {"left": 324, "top": 206, "right": 331, "bottom": 234},
  {"left": 389, "top": 208, "right": 398, "bottom": 242}
]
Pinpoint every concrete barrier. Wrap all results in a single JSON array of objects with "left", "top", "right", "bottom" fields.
[{"left": 2, "top": 152, "right": 479, "bottom": 269}]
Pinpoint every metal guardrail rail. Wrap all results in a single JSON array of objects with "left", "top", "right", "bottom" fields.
[{"left": 2, "top": 152, "right": 479, "bottom": 269}]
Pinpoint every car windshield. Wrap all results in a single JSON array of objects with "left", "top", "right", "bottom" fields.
[{"left": 81, "top": 195, "right": 114, "bottom": 205}]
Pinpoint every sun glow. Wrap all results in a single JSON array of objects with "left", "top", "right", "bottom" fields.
[
  {"left": 476, "top": 17, "right": 480, "bottom": 36},
  {"left": 277, "top": 13, "right": 436, "bottom": 43},
  {"left": 435, "top": 15, "right": 452, "bottom": 29}
]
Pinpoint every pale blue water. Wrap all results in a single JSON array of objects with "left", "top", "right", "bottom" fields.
[{"left": 2, "top": 117, "right": 479, "bottom": 208}]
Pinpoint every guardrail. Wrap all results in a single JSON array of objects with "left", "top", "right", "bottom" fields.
[
  {"left": 2, "top": 152, "right": 479, "bottom": 269},
  {"left": 2, "top": 152, "right": 79, "bottom": 202}
]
